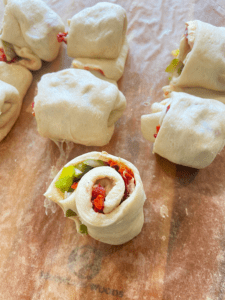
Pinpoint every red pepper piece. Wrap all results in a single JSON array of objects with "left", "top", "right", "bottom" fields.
[
  {"left": 0, "top": 48, "right": 7, "bottom": 62},
  {"left": 0, "top": 48, "right": 19, "bottom": 64},
  {"left": 93, "top": 195, "right": 105, "bottom": 212},
  {"left": 98, "top": 69, "right": 105, "bottom": 76},
  {"left": 154, "top": 125, "right": 160, "bottom": 138},
  {"left": 107, "top": 159, "right": 134, "bottom": 203},
  {"left": 166, "top": 105, "right": 170, "bottom": 112},
  {"left": 91, "top": 184, "right": 106, "bottom": 213},
  {"left": 92, "top": 184, "right": 106, "bottom": 199},
  {"left": 71, "top": 182, "right": 78, "bottom": 190},
  {"left": 57, "top": 32, "right": 68, "bottom": 44},
  {"left": 93, "top": 68, "right": 105, "bottom": 76}
]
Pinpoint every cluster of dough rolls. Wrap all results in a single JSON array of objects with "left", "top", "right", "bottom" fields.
[
  {"left": 141, "top": 20, "right": 225, "bottom": 169},
  {"left": 34, "top": 2, "right": 129, "bottom": 147},
  {"left": 0, "top": 0, "right": 65, "bottom": 141}
]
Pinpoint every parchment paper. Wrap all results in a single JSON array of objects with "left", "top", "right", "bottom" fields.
[{"left": 0, "top": 0, "right": 225, "bottom": 299}]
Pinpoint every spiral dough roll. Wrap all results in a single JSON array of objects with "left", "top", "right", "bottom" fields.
[{"left": 44, "top": 151, "right": 146, "bottom": 245}]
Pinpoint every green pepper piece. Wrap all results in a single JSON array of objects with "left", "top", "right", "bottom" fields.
[
  {"left": 55, "top": 166, "right": 75, "bottom": 193},
  {"left": 66, "top": 209, "right": 77, "bottom": 217},
  {"left": 83, "top": 159, "right": 106, "bottom": 168},
  {"left": 79, "top": 224, "right": 88, "bottom": 235},
  {"left": 165, "top": 58, "right": 179, "bottom": 73}
]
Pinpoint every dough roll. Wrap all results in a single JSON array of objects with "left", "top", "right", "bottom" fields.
[
  {"left": 66, "top": 2, "right": 128, "bottom": 81},
  {"left": 0, "top": 62, "right": 32, "bottom": 141},
  {"left": 141, "top": 92, "right": 225, "bottom": 169},
  {"left": 168, "top": 20, "right": 225, "bottom": 91},
  {"left": 0, "top": 0, "right": 65, "bottom": 70},
  {"left": 34, "top": 69, "right": 126, "bottom": 146},
  {"left": 44, "top": 151, "right": 146, "bottom": 245}
]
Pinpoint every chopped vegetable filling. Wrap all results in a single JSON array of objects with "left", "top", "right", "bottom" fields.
[
  {"left": 66, "top": 209, "right": 77, "bottom": 217},
  {"left": 0, "top": 48, "right": 19, "bottom": 64},
  {"left": 165, "top": 54, "right": 184, "bottom": 78},
  {"left": 55, "top": 159, "right": 135, "bottom": 214},
  {"left": 57, "top": 32, "right": 68, "bottom": 44},
  {"left": 154, "top": 105, "right": 170, "bottom": 138},
  {"left": 91, "top": 184, "right": 106, "bottom": 213}
]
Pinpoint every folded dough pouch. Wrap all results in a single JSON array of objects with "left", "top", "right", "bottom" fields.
[
  {"left": 33, "top": 68, "right": 126, "bottom": 146},
  {"left": 164, "top": 20, "right": 225, "bottom": 92},
  {"left": 0, "top": 0, "right": 65, "bottom": 71},
  {"left": 0, "top": 62, "right": 32, "bottom": 141},
  {"left": 141, "top": 92, "right": 225, "bottom": 169},
  {"left": 44, "top": 151, "right": 146, "bottom": 245},
  {"left": 57, "top": 2, "right": 129, "bottom": 81}
]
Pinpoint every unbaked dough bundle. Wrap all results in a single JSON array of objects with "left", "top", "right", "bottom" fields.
[
  {"left": 141, "top": 92, "right": 225, "bottom": 169},
  {"left": 164, "top": 20, "right": 225, "bottom": 92},
  {"left": 34, "top": 68, "right": 126, "bottom": 146},
  {"left": 64, "top": 2, "right": 129, "bottom": 81},
  {"left": 0, "top": 0, "right": 65, "bottom": 70},
  {"left": 44, "top": 151, "right": 146, "bottom": 245},
  {"left": 0, "top": 62, "right": 32, "bottom": 141},
  {"left": 141, "top": 20, "right": 225, "bottom": 169}
]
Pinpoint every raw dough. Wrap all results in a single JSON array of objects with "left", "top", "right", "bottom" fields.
[
  {"left": 169, "top": 20, "right": 225, "bottom": 91},
  {"left": 0, "top": 62, "right": 32, "bottom": 141},
  {"left": 34, "top": 69, "right": 126, "bottom": 146},
  {"left": 68, "top": 2, "right": 128, "bottom": 81},
  {"left": 67, "top": 2, "right": 127, "bottom": 59},
  {"left": 44, "top": 151, "right": 146, "bottom": 245},
  {"left": 0, "top": 0, "right": 65, "bottom": 70},
  {"left": 141, "top": 92, "right": 225, "bottom": 169}
]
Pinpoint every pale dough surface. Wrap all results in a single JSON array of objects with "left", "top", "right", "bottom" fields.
[
  {"left": 0, "top": 62, "right": 32, "bottom": 141},
  {"left": 34, "top": 69, "right": 126, "bottom": 146},
  {"left": 67, "top": 2, "right": 127, "bottom": 59},
  {"left": 141, "top": 92, "right": 225, "bottom": 169},
  {"left": 72, "top": 37, "right": 129, "bottom": 82},
  {"left": 44, "top": 151, "right": 146, "bottom": 245},
  {"left": 170, "top": 20, "right": 225, "bottom": 91},
  {"left": 0, "top": 0, "right": 65, "bottom": 69}
]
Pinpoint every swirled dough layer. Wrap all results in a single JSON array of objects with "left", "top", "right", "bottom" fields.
[{"left": 44, "top": 151, "right": 146, "bottom": 245}]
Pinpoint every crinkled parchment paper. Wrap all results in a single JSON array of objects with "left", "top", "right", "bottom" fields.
[{"left": 0, "top": 0, "right": 225, "bottom": 299}]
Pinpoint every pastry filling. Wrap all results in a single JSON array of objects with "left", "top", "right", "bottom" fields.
[
  {"left": 165, "top": 22, "right": 196, "bottom": 78},
  {"left": 57, "top": 32, "right": 68, "bottom": 44},
  {"left": 154, "top": 105, "right": 170, "bottom": 138},
  {"left": 55, "top": 159, "right": 135, "bottom": 214},
  {"left": 0, "top": 48, "right": 19, "bottom": 64}
]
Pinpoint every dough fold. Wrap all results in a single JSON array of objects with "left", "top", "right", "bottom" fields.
[
  {"left": 67, "top": 2, "right": 128, "bottom": 81},
  {"left": 0, "top": 0, "right": 65, "bottom": 70},
  {"left": 72, "top": 37, "right": 129, "bottom": 82},
  {"left": 141, "top": 92, "right": 225, "bottom": 169},
  {"left": 44, "top": 151, "right": 146, "bottom": 245},
  {"left": 34, "top": 69, "right": 126, "bottom": 146},
  {"left": 0, "top": 62, "right": 32, "bottom": 141},
  {"left": 168, "top": 20, "right": 225, "bottom": 91}
]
